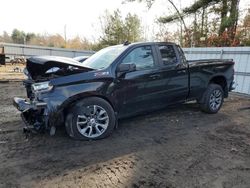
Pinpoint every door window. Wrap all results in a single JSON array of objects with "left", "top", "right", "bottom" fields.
[
  {"left": 177, "top": 45, "right": 186, "bottom": 64},
  {"left": 158, "top": 45, "right": 177, "bottom": 65},
  {"left": 121, "top": 46, "right": 155, "bottom": 70}
]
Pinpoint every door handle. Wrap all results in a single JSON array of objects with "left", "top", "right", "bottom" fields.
[
  {"left": 177, "top": 70, "right": 186, "bottom": 74},
  {"left": 149, "top": 74, "right": 160, "bottom": 79}
]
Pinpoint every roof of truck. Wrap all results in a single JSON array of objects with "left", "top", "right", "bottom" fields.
[{"left": 123, "top": 41, "right": 177, "bottom": 46}]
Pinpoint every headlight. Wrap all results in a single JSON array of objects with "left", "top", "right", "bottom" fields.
[
  {"left": 23, "top": 68, "right": 30, "bottom": 79},
  {"left": 32, "top": 81, "right": 53, "bottom": 92},
  {"left": 23, "top": 68, "right": 29, "bottom": 76}
]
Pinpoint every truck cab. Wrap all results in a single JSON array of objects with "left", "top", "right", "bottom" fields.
[{"left": 113, "top": 42, "right": 189, "bottom": 117}]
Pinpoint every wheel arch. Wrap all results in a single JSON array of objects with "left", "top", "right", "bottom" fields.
[
  {"left": 60, "top": 92, "right": 117, "bottom": 116},
  {"left": 209, "top": 75, "right": 228, "bottom": 97}
]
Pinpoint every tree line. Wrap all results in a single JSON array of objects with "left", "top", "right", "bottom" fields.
[
  {"left": 0, "top": 10, "right": 142, "bottom": 51},
  {"left": 0, "top": 3, "right": 250, "bottom": 49},
  {"left": 0, "top": 29, "right": 93, "bottom": 50},
  {"left": 127, "top": 0, "right": 250, "bottom": 47}
]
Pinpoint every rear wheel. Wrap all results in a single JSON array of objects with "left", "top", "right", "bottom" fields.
[
  {"left": 65, "top": 97, "right": 116, "bottom": 140},
  {"left": 200, "top": 84, "right": 224, "bottom": 114}
]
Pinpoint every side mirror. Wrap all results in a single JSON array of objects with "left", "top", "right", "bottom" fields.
[
  {"left": 116, "top": 63, "right": 136, "bottom": 77},
  {"left": 117, "top": 63, "right": 136, "bottom": 73}
]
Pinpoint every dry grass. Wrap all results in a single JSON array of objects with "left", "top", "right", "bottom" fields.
[{"left": 0, "top": 64, "right": 25, "bottom": 80}]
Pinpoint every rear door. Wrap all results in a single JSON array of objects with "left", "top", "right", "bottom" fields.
[{"left": 155, "top": 44, "right": 189, "bottom": 104}]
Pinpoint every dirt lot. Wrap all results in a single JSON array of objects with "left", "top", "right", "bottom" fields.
[{"left": 0, "top": 82, "right": 250, "bottom": 188}]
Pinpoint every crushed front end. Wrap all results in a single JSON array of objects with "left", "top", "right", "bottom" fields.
[
  {"left": 13, "top": 80, "right": 55, "bottom": 134},
  {"left": 13, "top": 56, "right": 95, "bottom": 135},
  {"left": 13, "top": 96, "right": 49, "bottom": 132}
]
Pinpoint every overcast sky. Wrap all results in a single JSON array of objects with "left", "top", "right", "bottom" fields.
[{"left": 0, "top": 0, "right": 249, "bottom": 41}]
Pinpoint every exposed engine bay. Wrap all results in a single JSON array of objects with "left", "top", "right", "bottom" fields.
[{"left": 26, "top": 56, "right": 93, "bottom": 81}]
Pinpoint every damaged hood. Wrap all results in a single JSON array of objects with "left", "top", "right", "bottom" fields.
[{"left": 26, "top": 56, "right": 94, "bottom": 80}]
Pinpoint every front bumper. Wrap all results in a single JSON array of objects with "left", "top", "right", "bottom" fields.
[
  {"left": 13, "top": 97, "right": 48, "bottom": 131},
  {"left": 13, "top": 97, "right": 47, "bottom": 112}
]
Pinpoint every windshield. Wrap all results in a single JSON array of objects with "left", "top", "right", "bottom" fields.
[{"left": 83, "top": 45, "right": 127, "bottom": 69}]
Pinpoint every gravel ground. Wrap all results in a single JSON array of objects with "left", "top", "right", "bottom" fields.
[{"left": 0, "top": 82, "right": 250, "bottom": 188}]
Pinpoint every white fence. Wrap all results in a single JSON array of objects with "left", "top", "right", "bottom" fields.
[
  {"left": 0, "top": 43, "right": 95, "bottom": 58},
  {"left": 183, "top": 47, "right": 250, "bottom": 95}
]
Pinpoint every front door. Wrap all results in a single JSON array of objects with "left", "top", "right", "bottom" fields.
[{"left": 115, "top": 45, "right": 162, "bottom": 117}]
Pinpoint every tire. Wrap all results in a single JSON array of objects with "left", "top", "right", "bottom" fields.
[
  {"left": 199, "top": 84, "right": 224, "bottom": 114},
  {"left": 65, "top": 97, "right": 116, "bottom": 140}
]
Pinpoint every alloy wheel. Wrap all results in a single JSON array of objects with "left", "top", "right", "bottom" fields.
[
  {"left": 76, "top": 105, "right": 109, "bottom": 138},
  {"left": 209, "top": 89, "right": 222, "bottom": 111}
]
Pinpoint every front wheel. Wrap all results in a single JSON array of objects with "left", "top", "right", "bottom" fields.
[
  {"left": 65, "top": 97, "right": 116, "bottom": 140},
  {"left": 199, "top": 84, "right": 224, "bottom": 114}
]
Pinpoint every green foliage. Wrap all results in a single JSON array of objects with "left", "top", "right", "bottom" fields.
[
  {"left": 1, "top": 30, "right": 92, "bottom": 50},
  {"left": 10, "top": 29, "right": 36, "bottom": 44},
  {"left": 0, "top": 2, "right": 248, "bottom": 48},
  {"left": 98, "top": 9, "right": 142, "bottom": 48},
  {"left": 239, "top": 9, "right": 250, "bottom": 46},
  {"left": 104, "top": 10, "right": 124, "bottom": 45},
  {"left": 182, "top": 0, "right": 220, "bottom": 14},
  {"left": 11, "top": 29, "right": 26, "bottom": 44},
  {"left": 243, "top": 9, "right": 250, "bottom": 27},
  {"left": 158, "top": 14, "right": 179, "bottom": 23},
  {"left": 0, "top": 31, "right": 12, "bottom": 43},
  {"left": 25, "top": 33, "right": 36, "bottom": 43},
  {"left": 158, "top": 0, "right": 240, "bottom": 46},
  {"left": 158, "top": 0, "right": 220, "bottom": 24},
  {"left": 124, "top": 13, "right": 141, "bottom": 42}
]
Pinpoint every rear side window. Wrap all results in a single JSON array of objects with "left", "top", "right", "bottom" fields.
[
  {"left": 158, "top": 45, "right": 177, "bottom": 65},
  {"left": 177, "top": 45, "right": 186, "bottom": 64},
  {"left": 122, "top": 46, "right": 155, "bottom": 70}
]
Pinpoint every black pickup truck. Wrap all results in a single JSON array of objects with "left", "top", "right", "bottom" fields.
[{"left": 13, "top": 42, "right": 235, "bottom": 140}]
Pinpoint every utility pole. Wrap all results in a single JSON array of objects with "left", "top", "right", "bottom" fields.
[
  {"left": 23, "top": 35, "right": 26, "bottom": 45},
  {"left": 64, "top": 24, "right": 67, "bottom": 47},
  {"left": 179, "top": 0, "right": 183, "bottom": 46}
]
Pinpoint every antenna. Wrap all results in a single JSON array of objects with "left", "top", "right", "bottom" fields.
[{"left": 123, "top": 41, "right": 130, "bottom": 45}]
